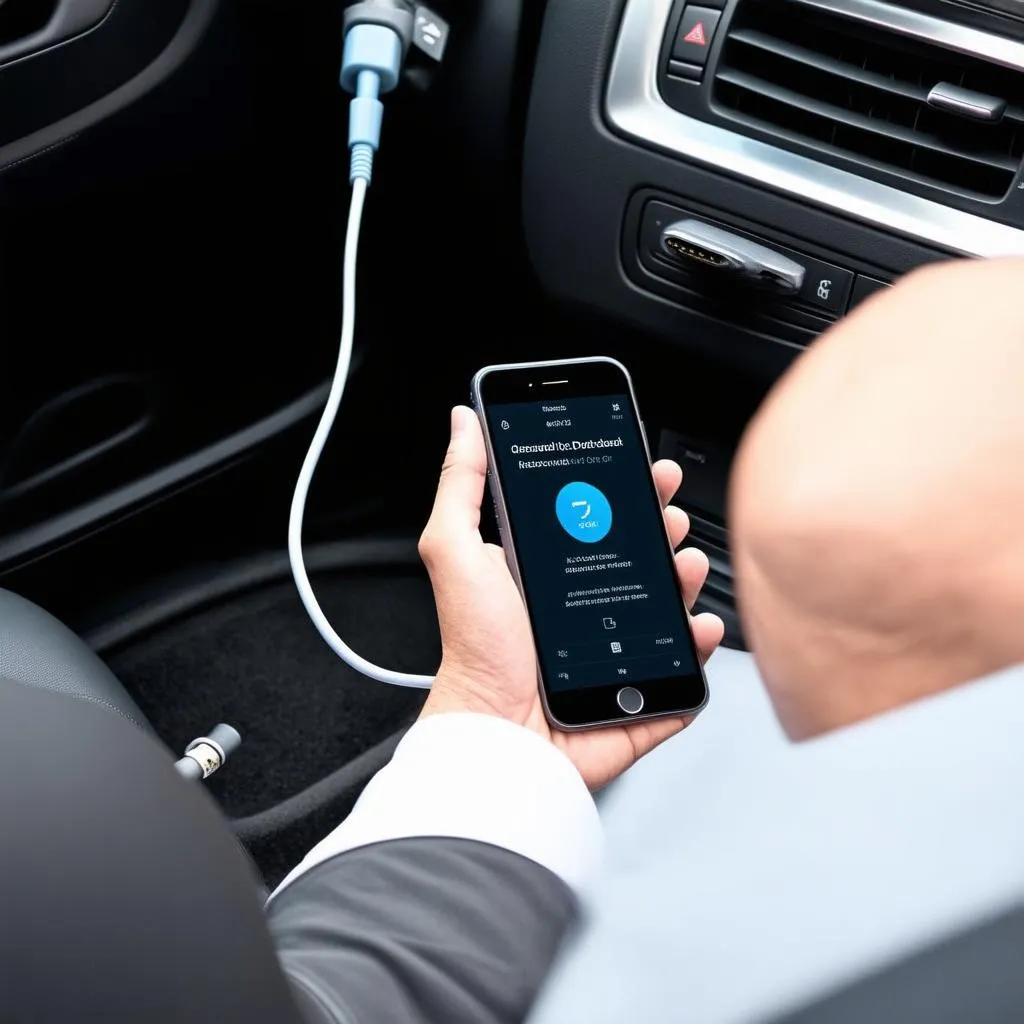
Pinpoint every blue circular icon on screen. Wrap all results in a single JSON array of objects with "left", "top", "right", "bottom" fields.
[{"left": 555, "top": 482, "right": 613, "bottom": 543}]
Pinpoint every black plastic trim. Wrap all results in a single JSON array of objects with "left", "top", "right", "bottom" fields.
[
  {"left": 0, "top": 0, "right": 115, "bottom": 68},
  {"left": 0, "top": 0, "right": 218, "bottom": 181},
  {"left": 0, "top": 0, "right": 188, "bottom": 149},
  {"left": 0, "top": 381, "right": 330, "bottom": 572}
]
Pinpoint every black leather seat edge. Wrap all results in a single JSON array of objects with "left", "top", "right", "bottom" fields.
[{"left": 0, "top": 588, "right": 153, "bottom": 734}]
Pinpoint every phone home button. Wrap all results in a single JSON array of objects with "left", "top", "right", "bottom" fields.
[{"left": 616, "top": 686, "right": 644, "bottom": 715}]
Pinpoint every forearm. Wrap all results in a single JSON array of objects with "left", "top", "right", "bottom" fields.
[
  {"left": 266, "top": 713, "right": 603, "bottom": 1024},
  {"left": 269, "top": 837, "right": 577, "bottom": 1024}
]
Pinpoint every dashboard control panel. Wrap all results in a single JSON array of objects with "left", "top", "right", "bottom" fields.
[
  {"left": 523, "top": 0, "right": 1024, "bottom": 377},
  {"left": 625, "top": 192, "right": 890, "bottom": 347}
]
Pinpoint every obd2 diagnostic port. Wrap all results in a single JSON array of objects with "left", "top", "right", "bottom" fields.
[
  {"left": 663, "top": 235, "right": 731, "bottom": 268},
  {"left": 660, "top": 218, "right": 806, "bottom": 295}
]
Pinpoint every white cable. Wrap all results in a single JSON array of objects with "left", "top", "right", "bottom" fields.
[{"left": 288, "top": 177, "right": 434, "bottom": 689}]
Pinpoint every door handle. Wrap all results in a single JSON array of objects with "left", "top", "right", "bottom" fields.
[{"left": 0, "top": 0, "right": 115, "bottom": 67}]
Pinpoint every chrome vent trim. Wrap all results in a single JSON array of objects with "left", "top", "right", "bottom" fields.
[{"left": 605, "top": 0, "right": 1024, "bottom": 257}]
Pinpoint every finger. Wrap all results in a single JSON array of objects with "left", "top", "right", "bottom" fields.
[
  {"left": 692, "top": 611, "right": 725, "bottom": 665},
  {"left": 675, "top": 546, "right": 710, "bottom": 610},
  {"left": 652, "top": 460, "right": 683, "bottom": 508},
  {"left": 664, "top": 505, "right": 690, "bottom": 550},
  {"left": 420, "top": 407, "right": 487, "bottom": 559}
]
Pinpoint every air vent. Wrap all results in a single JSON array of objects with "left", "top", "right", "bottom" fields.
[{"left": 713, "top": 0, "right": 1024, "bottom": 200}]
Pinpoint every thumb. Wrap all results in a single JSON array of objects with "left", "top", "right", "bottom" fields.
[{"left": 420, "top": 406, "right": 488, "bottom": 561}]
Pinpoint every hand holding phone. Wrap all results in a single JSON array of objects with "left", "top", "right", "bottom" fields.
[
  {"left": 471, "top": 358, "right": 710, "bottom": 730},
  {"left": 418, "top": 364, "right": 723, "bottom": 789}
]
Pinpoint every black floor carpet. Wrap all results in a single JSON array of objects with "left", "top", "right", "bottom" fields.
[{"left": 105, "top": 567, "right": 439, "bottom": 818}]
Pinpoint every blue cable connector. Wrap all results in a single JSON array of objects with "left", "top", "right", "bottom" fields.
[{"left": 341, "top": 22, "right": 404, "bottom": 183}]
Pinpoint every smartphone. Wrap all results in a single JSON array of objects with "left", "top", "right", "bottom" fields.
[{"left": 472, "top": 357, "right": 709, "bottom": 730}]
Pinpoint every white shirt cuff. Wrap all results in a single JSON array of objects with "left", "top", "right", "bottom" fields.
[{"left": 271, "top": 713, "right": 603, "bottom": 898}]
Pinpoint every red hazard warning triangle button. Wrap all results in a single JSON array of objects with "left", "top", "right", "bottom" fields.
[
  {"left": 671, "top": 6, "right": 721, "bottom": 68},
  {"left": 683, "top": 21, "right": 707, "bottom": 45}
]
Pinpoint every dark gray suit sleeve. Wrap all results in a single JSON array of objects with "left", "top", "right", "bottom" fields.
[{"left": 267, "top": 837, "right": 578, "bottom": 1024}]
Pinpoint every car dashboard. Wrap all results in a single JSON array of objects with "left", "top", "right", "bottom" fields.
[
  {"left": 526, "top": 0, "right": 1024, "bottom": 358},
  {"left": 519, "top": 0, "right": 1024, "bottom": 636}
]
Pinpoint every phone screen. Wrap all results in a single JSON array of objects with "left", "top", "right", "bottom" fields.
[{"left": 478, "top": 360, "right": 707, "bottom": 727}]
